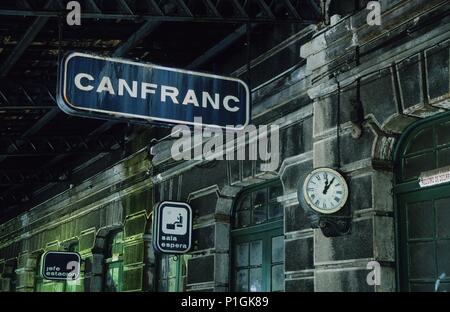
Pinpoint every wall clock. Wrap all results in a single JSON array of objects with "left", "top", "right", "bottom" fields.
[{"left": 302, "top": 167, "right": 349, "bottom": 214}]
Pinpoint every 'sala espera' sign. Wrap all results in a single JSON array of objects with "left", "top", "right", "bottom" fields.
[
  {"left": 153, "top": 201, "right": 192, "bottom": 254},
  {"left": 57, "top": 52, "right": 250, "bottom": 129}
]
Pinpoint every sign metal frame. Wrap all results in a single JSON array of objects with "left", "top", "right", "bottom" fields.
[
  {"left": 152, "top": 201, "right": 192, "bottom": 254},
  {"left": 40, "top": 251, "right": 81, "bottom": 281},
  {"left": 57, "top": 52, "right": 250, "bottom": 130}
]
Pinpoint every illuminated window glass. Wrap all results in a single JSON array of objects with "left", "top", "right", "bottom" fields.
[
  {"left": 158, "top": 254, "right": 190, "bottom": 292},
  {"left": 65, "top": 242, "right": 83, "bottom": 292},
  {"left": 34, "top": 254, "right": 44, "bottom": 292},
  {"left": 105, "top": 231, "right": 124, "bottom": 292}
]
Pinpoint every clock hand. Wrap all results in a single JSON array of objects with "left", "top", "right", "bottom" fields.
[
  {"left": 322, "top": 179, "right": 329, "bottom": 194},
  {"left": 321, "top": 172, "right": 329, "bottom": 194},
  {"left": 323, "top": 177, "right": 335, "bottom": 195}
]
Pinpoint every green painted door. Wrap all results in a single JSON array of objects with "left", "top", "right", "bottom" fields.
[
  {"left": 232, "top": 224, "right": 284, "bottom": 292},
  {"left": 395, "top": 113, "right": 450, "bottom": 292},
  {"left": 231, "top": 180, "right": 284, "bottom": 292},
  {"left": 398, "top": 184, "right": 450, "bottom": 292}
]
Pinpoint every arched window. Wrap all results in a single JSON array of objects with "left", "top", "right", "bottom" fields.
[
  {"left": 231, "top": 180, "right": 284, "bottom": 292},
  {"left": 104, "top": 230, "right": 124, "bottom": 292},
  {"left": 395, "top": 114, "right": 450, "bottom": 291},
  {"left": 397, "top": 118, "right": 450, "bottom": 184}
]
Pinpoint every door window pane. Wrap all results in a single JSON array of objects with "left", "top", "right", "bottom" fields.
[
  {"left": 237, "top": 194, "right": 251, "bottom": 211},
  {"left": 249, "top": 268, "right": 262, "bottom": 292},
  {"left": 436, "top": 240, "right": 450, "bottom": 277},
  {"left": 253, "top": 189, "right": 266, "bottom": 207},
  {"left": 403, "top": 152, "right": 435, "bottom": 180},
  {"left": 253, "top": 190, "right": 267, "bottom": 224},
  {"left": 250, "top": 241, "right": 262, "bottom": 266},
  {"left": 236, "top": 211, "right": 251, "bottom": 228},
  {"left": 436, "top": 198, "right": 450, "bottom": 238},
  {"left": 235, "top": 269, "right": 249, "bottom": 292},
  {"left": 253, "top": 205, "right": 267, "bottom": 224},
  {"left": 408, "top": 241, "right": 435, "bottom": 279},
  {"left": 271, "top": 236, "right": 284, "bottom": 263},
  {"left": 405, "top": 127, "right": 433, "bottom": 154},
  {"left": 269, "top": 185, "right": 283, "bottom": 200},
  {"left": 438, "top": 147, "right": 450, "bottom": 167},
  {"left": 407, "top": 201, "right": 434, "bottom": 239},
  {"left": 235, "top": 243, "right": 249, "bottom": 267},
  {"left": 437, "top": 121, "right": 450, "bottom": 146},
  {"left": 271, "top": 264, "right": 284, "bottom": 292},
  {"left": 268, "top": 203, "right": 283, "bottom": 219}
]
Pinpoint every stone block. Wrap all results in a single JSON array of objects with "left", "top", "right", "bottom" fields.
[
  {"left": 192, "top": 225, "right": 215, "bottom": 252},
  {"left": 285, "top": 237, "right": 314, "bottom": 272},
  {"left": 215, "top": 223, "right": 230, "bottom": 253},
  {"left": 214, "top": 253, "right": 229, "bottom": 285},
  {"left": 315, "top": 267, "right": 374, "bottom": 292},
  {"left": 349, "top": 174, "right": 372, "bottom": 212},
  {"left": 285, "top": 204, "right": 311, "bottom": 233},
  {"left": 360, "top": 69, "right": 398, "bottom": 127},
  {"left": 397, "top": 54, "right": 423, "bottom": 111},
  {"left": 313, "top": 137, "right": 338, "bottom": 168},
  {"left": 285, "top": 277, "right": 314, "bottom": 292},
  {"left": 373, "top": 216, "right": 395, "bottom": 262},
  {"left": 372, "top": 170, "right": 393, "bottom": 212},
  {"left": 339, "top": 127, "right": 375, "bottom": 166},
  {"left": 314, "top": 218, "right": 374, "bottom": 264},
  {"left": 190, "top": 192, "right": 218, "bottom": 218},
  {"left": 187, "top": 255, "right": 214, "bottom": 285},
  {"left": 426, "top": 42, "right": 450, "bottom": 105},
  {"left": 281, "top": 158, "right": 313, "bottom": 195}
]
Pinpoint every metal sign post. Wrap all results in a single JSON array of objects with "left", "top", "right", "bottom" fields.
[
  {"left": 153, "top": 201, "right": 192, "bottom": 254},
  {"left": 57, "top": 52, "right": 250, "bottom": 129}
]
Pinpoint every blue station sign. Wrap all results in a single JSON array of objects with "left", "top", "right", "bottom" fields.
[{"left": 57, "top": 52, "right": 250, "bottom": 129}]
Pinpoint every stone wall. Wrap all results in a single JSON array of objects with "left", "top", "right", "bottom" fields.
[
  {"left": 0, "top": 0, "right": 449, "bottom": 293},
  {"left": 301, "top": 0, "right": 450, "bottom": 291},
  {"left": 0, "top": 148, "right": 154, "bottom": 292}
]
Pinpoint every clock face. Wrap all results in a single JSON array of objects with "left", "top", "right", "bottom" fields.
[{"left": 303, "top": 168, "right": 349, "bottom": 214}]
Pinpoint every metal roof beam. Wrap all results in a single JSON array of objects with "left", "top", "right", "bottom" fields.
[
  {"left": 306, "top": 0, "right": 322, "bottom": 17},
  {"left": 112, "top": 20, "right": 162, "bottom": 57},
  {"left": 86, "top": 0, "right": 102, "bottom": 13},
  {"left": 0, "top": 8, "right": 319, "bottom": 24},
  {"left": 282, "top": 0, "right": 301, "bottom": 19},
  {"left": 116, "top": 0, "right": 134, "bottom": 15},
  {"left": 0, "top": 135, "right": 121, "bottom": 156},
  {"left": 0, "top": 0, "right": 55, "bottom": 78},
  {"left": 203, "top": 0, "right": 222, "bottom": 18}
]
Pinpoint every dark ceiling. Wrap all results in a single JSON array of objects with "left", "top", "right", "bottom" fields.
[{"left": 0, "top": 0, "right": 321, "bottom": 221}]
